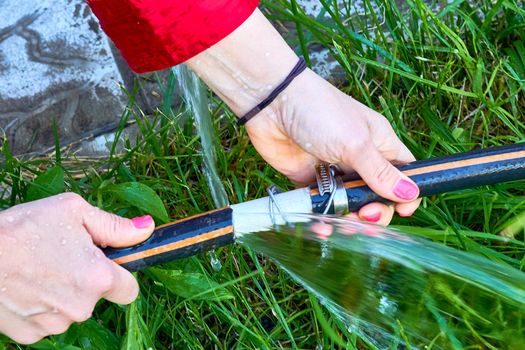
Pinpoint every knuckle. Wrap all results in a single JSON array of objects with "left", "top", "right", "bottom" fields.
[
  {"left": 343, "top": 135, "right": 370, "bottom": 159},
  {"left": 101, "top": 213, "right": 125, "bottom": 245},
  {"left": 79, "top": 263, "right": 115, "bottom": 294},
  {"left": 67, "top": 308, "right": 92, "bottom": 323},
  {"left": 12, "top": 332, "right": 44, "bottom": 345},
  {"left": 93, "top": 265, "right": 116, "bottom": 294},
  {"left": 60, "top": 192, "right": 85, "bottom": 208},
  {"left": 47, "top": 322, "right": 71, "bottom": 335},
  {"left": 350, "top": 135, "right": 369, "bottom": 150},
  {"left": 373, "top": 162, "right": 395, "bottom": 184}
]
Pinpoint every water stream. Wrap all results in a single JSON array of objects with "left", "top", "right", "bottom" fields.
[
  {"left": 173, "top": 65, "right": 229, "bottom": 271},
  {"left": 172, "top": 65, "right": 229, "bottom": 209},
  {"left": 238, "top": 215, "right": 525, "bottom": 349},
  {"left": 172, "top": 65, "right": 525, "bottom": 349}
]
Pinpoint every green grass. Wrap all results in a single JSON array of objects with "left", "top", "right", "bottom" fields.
[{"left": 1, "top": 0, "right": 525, "bottom": 348}]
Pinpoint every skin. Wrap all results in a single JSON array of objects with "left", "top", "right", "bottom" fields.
[
  {"left": 187, "top": 9, "right": 422, "bottom": 225},
  {"left": 0, "top": 194, "right": 154, "bottom": 344},
  {"left": 0, "top": 7, "right": 420, "bottom": 344}
]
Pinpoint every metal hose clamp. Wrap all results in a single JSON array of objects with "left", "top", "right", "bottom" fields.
[
  {"left": 267, "top": 184, "right": 290, "bottom": 226},
  {"left": 315, "top": 163, "right": 349, "bottom": 215}
]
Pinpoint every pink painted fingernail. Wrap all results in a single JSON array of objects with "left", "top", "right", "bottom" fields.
[
  {"left": 362, "top": 213, "right": 381, "bottom": 223},
  {"left": 393, "top": 179, "right": 419, "bottom": 200},
  {"left": 131, "top": 215, "right": 153, "bottom": 229}
]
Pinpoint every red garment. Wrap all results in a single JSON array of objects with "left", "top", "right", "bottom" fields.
[{"left": 87, "top": 0, "right": 260, "bottom": 73}]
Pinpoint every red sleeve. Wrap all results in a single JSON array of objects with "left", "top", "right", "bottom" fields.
[{"left": 87, "top": 0, "right": 260, "bottom": 73}]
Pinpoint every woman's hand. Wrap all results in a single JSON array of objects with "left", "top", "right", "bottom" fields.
[
  {"left": 186, "top": 8, "right": 420, "bottom": 224},
  {"left": 0, "top": 193, "right": 154, "bottom": 344},
  {"left": 245, "top": 69, "right": 421, "bottom": 225}
]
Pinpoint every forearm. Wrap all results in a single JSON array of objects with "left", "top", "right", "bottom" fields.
[{"left": 186, "top": 9, "right": 299, "bottom": 117}]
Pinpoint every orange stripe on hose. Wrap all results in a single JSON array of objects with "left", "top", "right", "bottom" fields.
[
  {"left": 112, "top": 225, "right": 234, "bottom": 265},
  {"left": 310, "top": 150, "right": 525, "bottom": 195}
]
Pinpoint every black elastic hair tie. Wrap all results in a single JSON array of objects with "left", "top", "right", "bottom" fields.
[{"left": 237, "top": 57, "right": 307, "bottom": 126}]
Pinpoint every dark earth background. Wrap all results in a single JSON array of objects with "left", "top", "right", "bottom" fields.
[{"left": 0, "top": 0, "right": 366, "bottom": 156}]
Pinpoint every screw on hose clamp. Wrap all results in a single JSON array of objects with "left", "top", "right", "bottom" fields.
[{"left": 315, "top": 163, "right": 349, "bottom": 215}]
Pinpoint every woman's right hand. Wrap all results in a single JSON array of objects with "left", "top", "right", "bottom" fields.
[{"left": 0, "top": 193, "right": 154, "bottom": 344}]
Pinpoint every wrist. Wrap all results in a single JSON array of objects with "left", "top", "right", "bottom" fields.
[{"left": 186, "top": 9, "right": 298, "bottom": 117}]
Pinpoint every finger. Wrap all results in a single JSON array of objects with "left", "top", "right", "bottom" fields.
[
  {"left": 357, "top": 203, "right": 395, "bottom": 226},
  {"left": 30, "top": 313, "right": 72, "bottom": 336},
  {"left": 102, "top": 263, "right": 139, "bottom": 305},
  {"left": 82, "top": 204, "right": 155, "bottom": 248},
  {"left": 395, "top": 198, "right": 422, "bottom": 217},
  {"left": 344, "top": 142, "right": 419, "bottom": 204},
  {"left": 0, "top": 319, "right": 44, "bottom": 344},
  {"left": 340, "top": 212, "right": 360, "bottom": 236},
  {"left": 311, "top": 222, "right": 333, "bottom": 239},
  {"left": 368, "top": 114, "right": 416, "bottom": 164}
]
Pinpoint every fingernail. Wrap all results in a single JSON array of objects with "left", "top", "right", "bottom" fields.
[
  {"left": 362, "top": 213, "right": 381, "bottom": 223},
  {"left": 131, "top": 215, "right": 153, "bottom": 229},
  {"left": 393, "top": 179, "right": 419, "bottom": 200}
]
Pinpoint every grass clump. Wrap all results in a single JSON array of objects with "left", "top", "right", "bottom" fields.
[{"left": 1, "top": 0, "right": 525, "bottom": 348}]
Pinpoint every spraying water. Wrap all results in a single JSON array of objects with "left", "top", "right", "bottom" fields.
[
  {"left": 171, "top": 63, "right": 525, "bottom": 349},
  {"left": 172, "top": 65, "right": 229, "bottom": 208},
  {"left": 237, "top": 214, "right": 525, "bottom": 349},
  {"left": 173, "top": 65, "right": 229, "bottom": 271}
]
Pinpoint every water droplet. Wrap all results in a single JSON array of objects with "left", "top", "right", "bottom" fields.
[
  {"left": 6, "top": 216, "right": 14, "bottom": 223},
  {"left": 90, "top": 259, "right": 96, "bottom": 264},
  {"left": 83, "top": 247, "right": 89, "bottom": 252},
  {"left": 88, "top": 211, "right": 95, "bottom": 217},
  {"left": 207, "top": 251, "right": 222, "bottom": 271},
  {"left": 32, "top": 234, "right": 40, "bottom": 240},
  {"left": 74, "top": 240, "right": 79, "bottom": 244},
  {"left": 94, "top": 250, "right": 102, "bottom": 259},
  {"left": 1, "top": 287, "right": 7, "bottom": 292},
  {"left": 58, "top": 222, "right": 64, "bottom": 227},
  {"left": 264, "top": 52, "right": 270, "bottom": 57},
  {"left": 281, "top": 94, "right": 288, "bottom": 102},
  {"left": 30, "top": 246, "right": 36, "bottom": 251},
  {"left": 305, "top": 142, "right": 312, "bottom": 149},
  {"left": 266, "top": 85, "right": 273, "bottom": 90},
  {"left": 37, "top": 280, "right": 42, "bottom": 285},
  {"left": 66, "top": 225, "right": 72, "bottom": 230},
  {"left": 60, "top": 238, "right": 67, "bottom": 246},
  {"left": 3, "top": 273, "right": 8, "bottom": 279},
  {"left": 58, "top": 196, "right": 64, "bottom": 201},
  {"left": 51, "top": 307, "right": 59, "bottom": 314},
  {"left": 24, "top": 240, "right": 31, "bottom": 246}
]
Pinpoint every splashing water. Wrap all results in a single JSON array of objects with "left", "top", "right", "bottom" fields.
[
  {"left": 172, "top": 65, "right": 229, "bottom": 208},
  {"left": 237, "top": 214, "right": 525, "bottom": 349},
  {"left": 173, "top": 65, "right": 229, "bottom": 270}
]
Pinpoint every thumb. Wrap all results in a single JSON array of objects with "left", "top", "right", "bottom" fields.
[
  {"left": 82, "top": 206, "right": 155, "bottom": 248},
  {"left": 346, "top": 142, "right": 419, "bottom": 203}
]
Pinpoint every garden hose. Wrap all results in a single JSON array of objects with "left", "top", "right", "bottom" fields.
[{"left": 104, "top": 142, "right": 525, "bottom": 271}]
